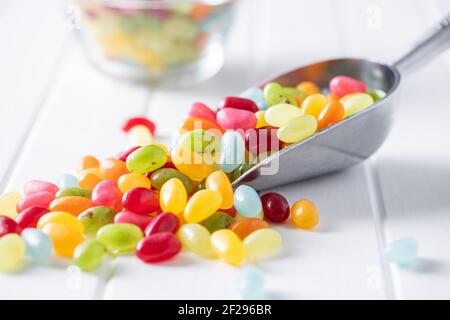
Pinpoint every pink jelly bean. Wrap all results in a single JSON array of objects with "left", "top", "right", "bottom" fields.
[
  {"left": 218, "top": 97, "right": 258, "bottom": 113},
  {"left": 216, "top": 108, "right": 257, "bottom": 131},
  {"left": 187, "top": 102, "right": 217, "bottom": 124},
  {"left": 24, "top": 180, "right": 59, "bottom": 197},
  {"left": 15, "top": 207, "right": 49, "bottom": 229},
  {"left": 114, "top": 211, "right": 153, "bottom": 232},
  {"left": 116, "top": 146, "right": 140, "bottom": 162},
  {"left": 329, "top": 76, "right": 367, "bottom": 98},
  {"left": 17, "top": 191, "right": 54, "bottom": 213},
  {"left": 144, "top": 212, "right": 180, "bottom": 236},
  {"left": 92, "top": 180, "right": 122, "bottom": 211},
  {"left": 0, "top": 215, "right": 21, "bottom": 237}
]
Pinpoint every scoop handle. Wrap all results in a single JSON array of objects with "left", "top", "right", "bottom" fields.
[{"left": 394, "top": 12, "right": 450, "bottom": 75}]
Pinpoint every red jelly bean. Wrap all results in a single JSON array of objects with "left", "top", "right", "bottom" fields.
[
  {"left": 0, "top": 215, "right": 21, "bottom": 237},
  {"left": 122, "top": 117, "right": 156, "bottom": 134},
  {"left": 245, "top": 126, "right": 281, "bottom": 156},
  {"left": 144, "top": 212, "right": 180, "bottom": 236},
  {"left": 17, "top": 191, "right": 54, "bottom": 213},
  {"left": 187, "top": 102, "right": 217, "bottom": 124},
  {"left": 92, "top": 180, "right": 123, "bottom": 212},
  {"left": 218, "top": 97, "right": 258, "bottom": 113},
  {"left": 114, "top": 211, "right": 153, "bottom": 232},
  {"left": 260, "top": 192, "right": 290, "bottom": 223},
  {"left": 15, "top": 207, "right": 49, "bottom": 229},
  {"left": 116, "top": 146, "right": 140, "bottom": 162},
  {"left": 24, "top": 180, "right": 59, "bottom": 197},
  {"left": 329, "top": 76, "right": 366, "bottom": 98},
  {"left": 122, "top": 187, "right": 159, "bottom": 214},
  {"left": 216, "top": 108, "right": 257, "bottom": 131},
  {"left": 136, "top": 232, "right": 181, "bottom": 263},
  {"left": 221, "top": 206, "right": 237, "bottom": 218}
]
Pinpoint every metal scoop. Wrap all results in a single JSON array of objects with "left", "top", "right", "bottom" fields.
[{"left": 233, "top": 13, "right": 450, "bottom": 191}]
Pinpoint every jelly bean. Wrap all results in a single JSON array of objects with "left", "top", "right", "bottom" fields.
[
  {"left": 121, "top": 116, "right": 156, "bottom": 134},
  {"left": 205, "top": 170, "right": 233, "bottom": 209},
  {"left": 220, "top": 130, "right": 245, "bottom": 173},
  {"left": 255, "top": 110, "right": 268, "bottom": 128},
  {"left": 128, "top": 125, "right": 154, "bottom": 147},
  {"left": 21, "top": 229, "right": 52, "bottom": 263},
  {"left": 367, "top": 89, "right": 386, "bottom": 102},
  {"left": 238, "top": 266, "right": 265, "bottom": 299},
  {"left": 24, "top": 180, "right": 59, "bottom": 197},
  {"left": 42, "top": 222, "right": 83, "bottom": 258},
  {"left": 233, "top": 185, "right": 262, "bottom": 218},
  {"left": 0, "top": 192, "right": 22, "bottom": 218},
  {"left": 114, "top": 211, "right": 153, "bottom": 232},
  {"left": 78, "top": 168, "right": 103, "bottom": 190},
  {"left": 264, "top": 103, "right": 303, "bottom": 128},
  {"left": 291, "top": 199, "right": 319, "bottom": 229},
  {"left": 78, "top": 206, "right": 116, "bottom": 236},
  {"left": 92, "top": 180, "right": 123, "bottom": 211},
  {"left": 283, "top": 87, "right": 306, "bottom": 107},
  {"left": 277, "top": 115, "right": 318, "bottom": 144},
  {"left": 221, "top": 206, "right": 237, "bottom": 218},
  {"left": 178, "top": 129, "right": 221, "bottom": 156},
  {"left": 0, "top": 234, "right": 25, "bottom": 272},
  {"left": 116, "top": 146, "right": 140, "bottom": 162},
  {"left": 160, "top": 178, "right": 187, "bottom": 214},
  {"left": 15, "top": 207, "right": 49, "bottom": 230},
  {"left": 210, "top": 229, "right": 246, "bottom": 266},
  {"left": 49, "top": 196, "right": 94, "bottom": 217},
  {"left": 218, "top": 97, "right": 258, "bottom": 113},
  {"left": 97, "top": 223, "right": 143, "bottom": 254},
  {"left": 317, "top": 101, "right": 345, "bottom": 131},
  {"left": 183, "top": 189, "right": 222, "bottom": 223},
  {"left": 329, "top": 75, "right": 366, "bottom": 98},
  {"left": 77, "top": 155, "right": 100, "bottom": 173},
  {"left": 99, "top": 158, "right": 129, "bottom": 182},
  {"left": 0, "top": 215, "right": 21, "bottom": 237},
  {"left": 179, "top": 116, "right": 223, "bottom": 133},
  {"left": 177, "top": 223, "right": 216, "bottom": 258},
  {"left": 342, "top": 93, "right": 374, "bottom": 117},
  {"left": 260, "top": 192, "right": 290, "bottom": 223},
  {"left": 263, "top": 82, "right": 285, "bottom": 107},
  {"left": 230, "top": 218, "right": 270, "bottom": 240},
  {"left": 150, "top": 168, "right": 195, "bottom": 194},
  {"left": 136, "top": 232, "right": 182, "bottom": 263},
  {"left": 245, "top": 127, "right": 281, "bottom": 156},
  {"left": 38, "top": 211, "right": 85, "bottom": 234},
  {"left": 126, "top": 145, "right": 168, "bottom": 174},
  {"left": 145, "top": 212, "right": 180, "bottom": 236},
  {"left": 187, "top": 102, "right": 217, "bottom": 124},
  {"left": 171, "top": 143, "right": 218, "bottom": 181},
  {"left": 301, "top": 93, "right": 328, "bottom": 119},
  {"left": 118, "top": 173, "right": 151, "bottom": 193},
  {"left": 244, "top": 228, "right": 282, "bottom": 261},
  {"left": 385, "top": 238, "right": 418, "bottom": 267},
  {"left": 240, "top": 87, "right": 267, "bottom": 110},
  {"left": 56, "top": 173, "right": 79, "bottom": 189},
  {"left": 216, "top": 108, "right": 257, "bottom": 131},
  {"left": 17, "top": 191, "right": 54, "bottom": 213},
  {"left": 339, "top": 93, "right": 359, "bottom": 104},
  {"left": 297, "top": 81, "right": 320, "bottom": 97},
  {"left": 57, "top": 187, "right": 92, "bottom": 199},
  {"left": 201, "top": 212, "right": 233, "bottom": 233},
  {"left": 122, "top": 187, "right": 160, "bottom": 214},
  {"left": 74, "top": 240, "right": 106, "bottom": 271}
]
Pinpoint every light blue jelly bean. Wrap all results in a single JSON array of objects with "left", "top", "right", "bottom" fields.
[
  {"left": 385, "top": 238, "right": 418, "bottom": 267},
  {"left": 234, "top": 185, "right": 262, "bottom": 217},
  {"left": 240, "top": 87, "right": 268, "bottom": 110},
  {"left": 220, "top": 131, "right": 245, "bottom": 173},
  {"left": 56, "top": 174, "right": 78, "bottom": 188},
  {"left": 21, "top": 229, "right": 53, "bottom": 263},
  {"left": 238, "top": 266, "right": 265, "bottom": 299}
]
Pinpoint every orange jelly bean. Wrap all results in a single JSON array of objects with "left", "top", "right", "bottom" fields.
[
  {"left": 291, "top": 199, "right": 319, "bottom": 229},
  {"left": 179, "top": 116, "right": 223, "bottom": 134},
  {"left": 49, "top": 196, "right": 94, "bottom": 217},
  {"left": 42, "top": 222, "right": 83, "bottom": 258},
  {"left": 99, "top": 158, "right": 129, "bottom": 182},
  {"left": 297, "top": 81, "right": 320, "bottom": 96},
  {"left": 230, "top": 218, "right": 270, "bottom": 240},
  {"left": 78, "top": 168, "right": 103, "bottom": 190},
  {"left": 77, "top": 156, "right": 100, "bottom": 173},
  {"left": 317, "top": 101, "right": 345, "bottom": 131}
]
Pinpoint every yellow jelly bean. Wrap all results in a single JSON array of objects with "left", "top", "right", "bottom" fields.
[
  {"left": 264, "top": 103, "right": 303, "bottom": 128},
  {"left": 277, "top": 115, "right": 318, "bottom": 143},
  {"left": 160, "top": 178, "right": 187, "bottom": 215},
  {"left": 342, "top": 93, "right": 374, "bottom": 117},
  {"left": 291, "top": 199, "right": 319, "bottom": 229},
  {"left": 118, "top": 173, "right": 151, "bottom": 193},
  {"left": 301, "top": 93, "right": 328, "bottom": 118},
  {"left": 177, "top": 223, "right": 216, "bottom": 258},
  {"left": 183, "top": 189, "right": 222, "bottom": 223},
  {"left": 205, "top": 171, "right": 233, "bottom": 210},
  {"left": 210, "top": 229, "right": 246, "bottom": 266},
  {"left": 42, "top": 222, "right": 84, "bottom": 258},
  {"left": 0, "top": 234, "right": 25, "bottom": 273},
  {"left": 243, "top": 229, "right": 282, "bottom": 263},
  {"left": 297, "top": 81, "right": 320, "bottom": 96},
  {"left": 37, "top": 211, "right": 85, "bottom": 234},
  {"left": 339, "top": 93, "right": 359, "bottom": 104},
  {"left": 255, "top": 110, "right": 269, "bottom": 128},
  {"left": 0, "top": 192, "right": 22, "bottom": 218},
  {"left": 128, "top": 125, "right": 154, "bottom": 147},
  {"left": 171, "top": 143, "right": 218, "bottom": 181}
]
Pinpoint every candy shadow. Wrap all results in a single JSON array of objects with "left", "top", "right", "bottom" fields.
[{"left": 399, "top": 258, "right": 448, "bottom": 274}]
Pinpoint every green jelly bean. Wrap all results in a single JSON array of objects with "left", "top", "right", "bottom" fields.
[
  {"left": 126, "top": 145, "right": 168, "bottom": 174},
  {"left": 283, "top": 87, "right": 306, "bottom": 106},
  {"left": 150, "top": 168, "right": 195, "bottom": 194},
  {"left": 178, "top": 129, "right": 220, "bottom": 155},
  {"left": 202, "top": 212, "right": 234, "bottom": 233},
  {"left": 96, "top": 223, "right": 143, "bottom": 254},
  {"left": 197, "top": 178, "right": 207, "bottom": 191},
  {"left": 264, "top": 82, "right": 286, "bottom": 106},
  {"left": 57, "top": 187, "right": 92, "bottom": 199},
  {"left": 78, "top": 206, "right": 116, "bottom": 237},
  {"left": 367, "top": 89, "right": 386, "bottom": 102},
  {"left": 74, "top": 240, "right": 105, "bottom": 272}
]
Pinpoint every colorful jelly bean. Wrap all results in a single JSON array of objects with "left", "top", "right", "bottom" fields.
[
  {"left": 49, "top": 196, "right": 94, "bottom": 216},
  {"left": 179, "top": 116, "right": 223, "bottom": 133},
  {"left": 160, "top": 178, "right": 187, "bottom": 215},
  {"left": 297, "top": 81, "right": 320, "bottom": 97},
  {"left": 122, "top": 116, "right": 156, "bottom": 135},
  {"left": 0, "top": 192, "right": 22, "bottom": 219},
  {"left": 145, "top": 212, "right": 180, "bottom": 236},
  {"left": 385, "top": 238, "right": 418, "bottom": 267},
  {"left": 220, "top": 130, "right": 245, "bottom": 173},
  {"left": 255, "top": 110, "right": 269, "bottom": 128},
  {"left": 291, "top": 199, "right": 319, "bottom": 229},
  {"left": 92, "top": 180, "right": 123, "bottom": 212},
  {"left": 210, "top": 229, "right": 246, "bottom": 266},
  {"left": 118, "top": 173, "right": 151, "bottom": 193},
  {"left": 218, "top": 97, "right": 258, "bottom": 113},
  {"left": 24, "top": 180, "right": 59, "bottom": 197},
  {"left": 122, "top": 187, "right": 159, "bottom": 214},
  {"left": 244, "top": 228, "right": 282, "bottom": 262},
  {"left": 264, "top": 103, "right": 303, "bottom": 128},
  {"left": 15, "top": 207, "right": 49, "bottom": 230},
  {"left": 341, "top": 93, "right": 374, "bottom": 117},
  {"left": 317, "top": 100, "right": 345, "bottom": 130},
  {"left": 301, "top": 93, "right": 328, "bottom": 118},
  {"left": 201, "top": 212, "right": 233, "bottom": 233},
  {"left": 0, "top": 234, "right": 25, "bottom": 272},
  {"left": 237, "top": 266, "right": 265, "bottom": 299},
  {"left": 230, "top": 218, "right": 270, "bottom": 240},
  {"left": 367, "top": 89, "right": 386, "bottom": 102},
  {"left": 205, "top": 170, "right": 233, "bottom": 209},
  {"left": 277, "top": 115, "right": 318, "bottom": 144},
  {"left": 233, "top": 185, "right": 262, "bottom": 218},
  {"left": 97, "top": 223, "right": 143, "bottom": 254},
  {"left": 263, "top": 82, "right": 285, "bottom": 106},
  {"left": 42, "top": 222, "right": 83, "bottom": 258},
  {"left": 78, "top": 206, "right": 116, "bottom": 236},
  {"left": 187, "top": 102, "right": 217, "bottom": 124},
  {"left": 57, "top": 187, "right": 92, "bottom": 199},
  {"left": 136, "top": 232, "right": 182, "bottom": 263},
  {"left": 99, "top": 158, "right": 129, "bottom": 182},
  {"left": 77, "top": 155, "right": 100, "bottom": 173},
  {"left": 56, "top": 173, "right": 79, "bottom": 189},
  {"left": 17, "top": 191, "right": 54, "bottom": 213},
  {"left": 78, "top": 168, "right": 103, "bottom": 190},
  {"left": 128, "top": 125, "right": 154, "bottom": 147},
  {"left": 177, "top": 223, "right": 216, "bottom": 258},
  {"left": 38, "top": 211, "right": 85, "bottom": 234},
  {"left": 260, "top": 192, "right": 290, "bottom": 223},
  {"left": 126, "top": 145, "right": 168, "bottom": 174},
  {"left": 150, "top": 168, "right": 195, "bottom": 194},
  {"left": 171, "top": 142, "right": 218, "bottom": 181},
  {"left": 329, "top": 75, "right": 367, "bottom": 98},
  {"left": 116, "top": 146, "right": 140, "bottom": 162},
  {"left": 183, "top": 189, "right": 222, "bottom": 223},
  {"left": 0, "top": 215, "right": 21, "bottom": 237},
  {"left": 216, "top": 108, "right": 257, "bottom": 131},
  {"left": 114, "top": 211, "right": 153, "bottom": 232},
  {"left": 74, "top": 240, "right": 106, "bottom": 271},
  {"left": 245, "top": 127, "right": 281, "bottom": 156},
  {"left": 21, "top": 229, "right": 52, "bottom": 263}
]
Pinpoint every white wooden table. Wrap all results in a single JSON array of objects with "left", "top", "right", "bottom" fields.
[{"left": 1, "top": 0, "right": 450, "bottom": 300}]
